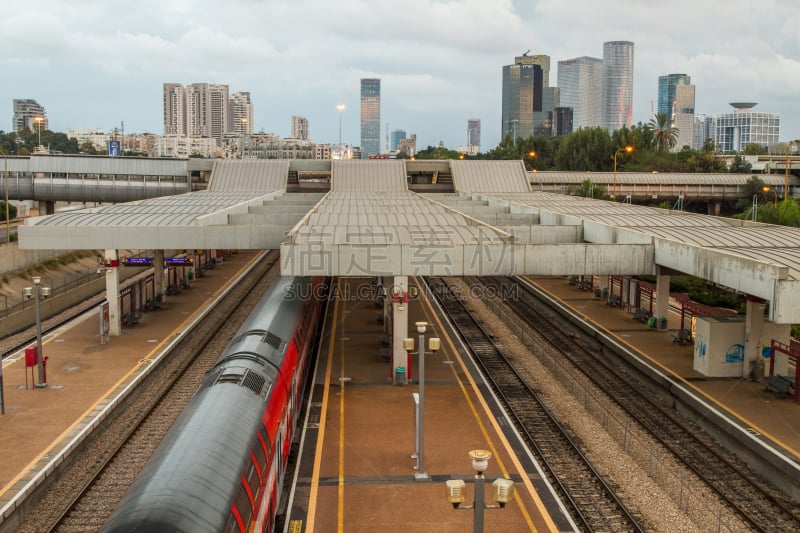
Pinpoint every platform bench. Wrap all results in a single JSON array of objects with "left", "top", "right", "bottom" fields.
[
  {"left": 671, "top": 328, "right": 692, "bottom": 345},
  {"left": 764, "top": 375, "right": 794, "bottom": 399}
]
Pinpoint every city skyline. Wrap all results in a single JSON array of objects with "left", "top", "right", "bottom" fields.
[{"left": 1, "top": 0, "right": 798, "bottom": 150}]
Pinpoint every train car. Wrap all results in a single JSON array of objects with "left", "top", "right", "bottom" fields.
[{"left": 100, "top": 275, "right": 327, "bottom": 533}]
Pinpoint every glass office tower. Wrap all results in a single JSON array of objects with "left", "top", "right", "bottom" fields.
[
  {"left": 657, "top": 73, "right": 691, "bottom": 118},
  {"left": 557, "top": 56, "right": 603, "bottom": 130},
  {"left": 360, "top": 78, "right": 381, "bottom": 158},
  {"left": 602, "top": 41, "right": 634, "bottom": 132}
]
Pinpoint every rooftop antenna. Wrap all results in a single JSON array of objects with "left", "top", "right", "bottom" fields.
[{"left": 522, "top": 49, "right": 531, "bottom": 56}]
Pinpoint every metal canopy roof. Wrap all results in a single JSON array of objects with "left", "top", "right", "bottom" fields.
[
  {"left": 15, "top": 159, "right": 800, "bottom": 323},
  {"left": 207, "top": 159, "right": 289, "bottom": 192}
]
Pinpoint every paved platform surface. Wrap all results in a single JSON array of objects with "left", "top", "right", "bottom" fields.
[
  {"left": 286, "top": 277, "right": 570, "bottom": 533},
  {"left": 0, "top": 251, "right": 261, "bottom": 512},
  {"left": 529, "top": 276, "right": 800, "bottom": 458}
]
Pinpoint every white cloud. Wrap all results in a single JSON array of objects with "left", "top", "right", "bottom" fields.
[{"left": 1, "top": 0, "right": 797, "bottom": 148}]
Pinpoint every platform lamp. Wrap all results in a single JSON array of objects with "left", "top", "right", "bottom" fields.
[
  {"left": 24, "top": 276, "right": 50, "bottom": 388},
  {"left": 34, "top": 117, "right": 44, "bottom": 149},
  {"left": 446, "top": 450, "right": 515, "bottom": 532},
  {"left": 1, "top": 146, "right": 8, "bottom": 243},
  {"left": 404, "top": 322, "right": 440, "bottom": 480},
  {"left": 612, "top": 145, "right": 634, "bottom": 200}
]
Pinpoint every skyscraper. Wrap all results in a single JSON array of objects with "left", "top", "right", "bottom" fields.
[
  {"left": 557, "top": 56, "right": 604, "bottom": 130},
  {"left": 657, "top": 74, "right": 691, "bottom": 119},
  {"left": 360, "top": 78, "right": 381, "bottom": 158},
  {"left": 502, "top": 54, "right": 558, "bottom": 140},
  {"left": 163, "top": 84, "right": 186, "bottom": 136},
  {"left": 672, "top": 83, "right": 696, "bottom": 151},
  {"left": 467, "top": 119, "right": 481, "bottom": 154},
  {"left": 13, "top": 99, "right": 48, "bottom": 133},
  {"left": 390, "top": 129, "right": 406, "bottom": 152},
  {"left": 602, "top": 41, "right": 634, "bottom": 132},
  {"left": 230, "top": 92, "right": 254, "bottom": 135}
]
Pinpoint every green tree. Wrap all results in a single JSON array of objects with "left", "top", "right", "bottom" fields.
[
  {"left": 648, "top": 112, "right": 679, "bottom": 151},
  {"left": 729, "top": 155, "right": 752, "bottom": 173},
  {"left": 554, "top": 127, "right": 614, "bottom": 171},
  {"left": 742, "top": 143, "right": 765, "bottom": 156}
]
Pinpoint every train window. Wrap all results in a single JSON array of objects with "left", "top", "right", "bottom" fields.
[
  {"left": 232, "top": 485, "right": 253, "bottom": 530},
  {"left": 253, "top": 438, "right": 267, "bottom": 472},
  {"left": 258, "top": 427, "right": 272, "bottom": 456},
  {"left": 244, "top": 460, "right": 262, "bottom": 503},
  {"left": 223, "top": 506, "right": 245, "bottom": 533}
]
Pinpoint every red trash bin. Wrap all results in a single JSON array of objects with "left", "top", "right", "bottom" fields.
[{"left": 25, "top": 346, "right": 38, "bottom": 367}]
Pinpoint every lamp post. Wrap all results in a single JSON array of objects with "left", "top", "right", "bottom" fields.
[
  {"left": 24, "top": 276, "right": 50, "bottom": 388},
  {"left": 763, "top": 186, "right": 777, "bottom": 208},
  {"left": 404, "top": 322, "right": 440, "bottom": 480},
  {"left": 522, "top": 150, "right": 536, "bottom": 170},
  {"left": 612, "top": 145, "right": 634, "bottom": 200},
  {"left": 445, "top": 450, "right": 515, "bottom": 532},
  {"left": 786, "top": 140, "right": 799, "bottom": 202},
  {"left": 337, "top": 103, "right": 345, "bottom": 146}
]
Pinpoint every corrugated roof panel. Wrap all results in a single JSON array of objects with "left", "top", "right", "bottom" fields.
[
  {"left": 29, "top": 155, "right": 188, "bottom": 176},
  {"left": 452, "top": 160, "right": 529, "bottom": 193},
  {"left": 208, "top": 160, "right": 289, "bottom": 193},
  {"left": 331, "top": 160, "right": 407, "bottom": 192}
]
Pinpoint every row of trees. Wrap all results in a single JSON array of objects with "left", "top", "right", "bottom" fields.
[{"left": 416, "top": 116, "right": 767, "bottom": 174}]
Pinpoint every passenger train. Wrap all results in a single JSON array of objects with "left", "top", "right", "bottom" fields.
[{"left": 101, "top": 275, "right": 327, "bottom": 533}]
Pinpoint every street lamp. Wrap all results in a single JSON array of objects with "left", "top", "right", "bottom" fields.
[
  {"left": 445, "top": 450, "right": 515, "bottom": 532},
  {"left": 404, "top": 322, "right": 440, "bottom": 480},
  {"left": 785, "top": 140, "right": 799, "bottom": 202},
  {"left": 763, "top": 186, "right": 777, "bottom": 207},
  {"left": 336, "top": 104, "right": 346, "bottom": 146},
  {"left": 24, "top": 276, "right": 50, "bottom": 388},
  {"left": 522, "top": 150, "right": 536, "bottom": 170},
  {"left": 612, "top": 145, "right": 634, "bottom": 200}
]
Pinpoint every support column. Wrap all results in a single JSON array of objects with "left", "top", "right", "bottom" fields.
[
  {"left": 655, "top": 268, "right": 670, "bottom": 331},
  {"left": 104, "top": 249, "right": 122, "bottom": 336},
  {"left": 37, "top": 200, "right": 56, "bottom": 215},
  {"left": 598, "top": 275, "right": 610, "bottom": 301},
  {"left": 154, "top": 250, "right": 165, "bottom": 303},
  {"left": 744, "top": 298, "right": 766, "bottom": 377},
  {"left": 391, "top": 276, "right": 409, "bottom": 384}
]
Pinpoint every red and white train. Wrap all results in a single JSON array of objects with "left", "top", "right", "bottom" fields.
[{"left": 101, "top": 275, "right": 327, "bottom": 533}]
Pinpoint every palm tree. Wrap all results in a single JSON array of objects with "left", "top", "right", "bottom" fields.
[{"left": 649, "top": 112, "right": 679, "bottom": 151}]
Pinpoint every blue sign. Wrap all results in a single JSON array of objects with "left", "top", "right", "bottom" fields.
[
  {"left": 108, "top": 140, "right": 121, "bottom": 156},
  {"left": 124, "top": 257, "right": 152, "bottom": 266},
  {"left": 167, "top": 257, "right": 193, "bottom": 265}
]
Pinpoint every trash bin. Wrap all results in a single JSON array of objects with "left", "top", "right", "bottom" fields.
[
  {"left": 602, "top": 287, "right": 609, "bottom": 300},
  {"left": 659, "top": 317, "right": 668, "bottom": 330},
  {"left": 395, "top": 367, "right": 406, "bottom": 385},
  {"left": 646, "top": 316, "right": 656, "bottom": 329}
]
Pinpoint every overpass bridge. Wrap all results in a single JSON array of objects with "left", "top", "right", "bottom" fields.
[{"left": 528, "top": 171, "right": 800, "bottom": 205}]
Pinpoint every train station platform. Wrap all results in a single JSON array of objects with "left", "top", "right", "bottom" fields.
[
  {"left": 0, "top": 250, "right": 261, "bottom": 518},
  {"left": 528, "top": 276, "right": 800, "bottom": 457},
  {"left": 286, "top": 277, "right": 572, "bottom": 532}
]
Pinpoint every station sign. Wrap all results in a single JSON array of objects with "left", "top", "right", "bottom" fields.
[
  {"left": 123, "top": 257, "right": 152, "bottom": 266},
  {"left": 166, "top": 256, "right": 193, "bottom": 265}
]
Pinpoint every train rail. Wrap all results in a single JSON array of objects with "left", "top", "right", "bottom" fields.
[
  {"left": 424, "top": 276, "right": 646, "bottom": 532},
  {"left": 470, "top": 275, "right": 800, "bottom": 532},
  {"left": 13, "top": 251, "right": 281, "bottom": 533}
]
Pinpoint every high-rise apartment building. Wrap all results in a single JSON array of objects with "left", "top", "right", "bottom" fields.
[
  {"left": 557, "top": 56, "right": 603, "bottom": 130},
  {"left": 163, "top": 83, "right": 232, "bottom": 145},
  {"left": 711, "top": 103, "right": 780, "bottom": 153},
  {"left": 290, "top": 115, "right": 309, "bottom": 140},
  {"left": 602, "top": 41, "right": 634, "bottom": 132},
  {"left": 12, "top": 99, "right": 48, "bottom": 132},
  {"left": 230, "top": 92, "right": 253, "bottom": 135},
  {"left": 360, "top": 78, "right": 381, "bottom": 158},
  {"left": 502, "top": 54, "right": 558, "bottom": 140},
  {"left": 163, "top": 83, "right": 186, "bottom": 136},
  {"left": 657, "top": 74, "right": 691, "bottom": 119}
]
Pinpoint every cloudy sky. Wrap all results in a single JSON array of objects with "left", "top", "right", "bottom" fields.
[{"left": 2, "top": 0, "right": 798, "bottom": 151}]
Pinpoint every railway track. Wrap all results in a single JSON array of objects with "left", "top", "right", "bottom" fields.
[
  {"left": 425, "top": 276, "right": 646, "bottom": 532},
  {"left": 468, "top": 275, "right": 800, "bottom": 532},
  {"left": 13, "top": 251, "right": 281, "bottom": 533}
]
